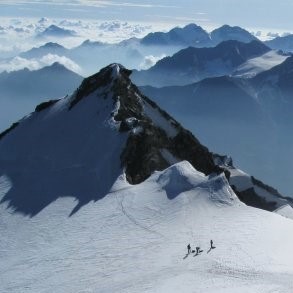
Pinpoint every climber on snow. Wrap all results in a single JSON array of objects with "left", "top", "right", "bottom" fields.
[{"left": 187, "top": 244, "right": 191, "bottom": 254}]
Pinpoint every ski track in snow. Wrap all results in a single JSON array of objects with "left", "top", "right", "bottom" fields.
[{"left": 1, "top": 162, "right": 293, "bottom": 292}]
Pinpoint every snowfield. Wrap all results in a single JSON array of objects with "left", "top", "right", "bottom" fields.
[
  {"left": 1, "top": 161, "right": 293, "bottom": 293},
  {"left": 233, "top": 50, "right": 288, "bottom": 78}
]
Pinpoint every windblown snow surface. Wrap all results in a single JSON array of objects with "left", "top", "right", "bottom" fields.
[
  {"left": 233, "top": 50, "right": 288, "bottom": 78},
  {"left": 1, "top": 161, "right": 293, "bottom": 293}
]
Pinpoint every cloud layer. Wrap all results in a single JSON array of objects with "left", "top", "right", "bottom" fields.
[{"left": 0, "top": 54, "right": 82, "bottom": 73}]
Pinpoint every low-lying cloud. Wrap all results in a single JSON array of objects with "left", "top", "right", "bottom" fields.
[
  {"left": 139, "top": 54, "right": 166, "bottom": 69},
  {"left": 0, "top": 54, "right": 82, "bottom": 74}
]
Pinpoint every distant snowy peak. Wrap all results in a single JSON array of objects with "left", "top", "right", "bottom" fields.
[
  {"left": 37, "top": 25, "right": 77, "bottom": 38},
  {"left": 140, "top": 23, "right": 211, "bottom": 47},
  {"left": 211, "top": 25, "right": 257, "bottom": 44}
]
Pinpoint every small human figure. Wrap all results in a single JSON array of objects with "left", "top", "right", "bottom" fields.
[
  {"left": 187, "top": 244, "right": 191, "bottom": 254},
  {"left": 210, "top": 240, "right": 216, "bottom": 249},
  {"left": 195, "top": 246, "right": 203, "bottom": 254}
]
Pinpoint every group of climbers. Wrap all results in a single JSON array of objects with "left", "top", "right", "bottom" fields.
[{"left": 187, "top": 240, "right": 215, "bottom": 256}]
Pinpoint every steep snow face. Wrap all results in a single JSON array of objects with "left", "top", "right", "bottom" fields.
[
  {"left": 0, "top": 77, "right": 127, "bottom": 216},
  {"left": 1, "top": 161, "right": 293, "bottom": 293},
  {"left": 233, "top": 51, "right": 289, "bottom": 78}
]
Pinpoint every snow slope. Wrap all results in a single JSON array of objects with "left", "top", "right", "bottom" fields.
[
  {"left": 275, "top": 205, "right": 293, "bottom": 220},
  {"left": 233, "top": 51, "right": 289, "bottom": 78},
  {"left": 1, "top": 64, "right": 293, "bottom": 292},
  {"left": 1, "top": 161, "right": 293, "bottom": 293}
]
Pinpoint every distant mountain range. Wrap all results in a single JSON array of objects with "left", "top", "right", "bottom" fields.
[
  {"left": 132, "top": 40, "right": 271, "bottom": 86},
  {"left": 10, "top": 23, "right": 264, "bottom": 77},
  {"left": 13, "top": 23, "right": 293, "bottom": 78},
  {"left": 140, "top": 24, "right": 257, "bottom": 47},
  {"left": 139, "top": 55, "right": 293, "bottom": 195},
  {"left": 140, "top": 23, "right": 212, "bottom": 47}
]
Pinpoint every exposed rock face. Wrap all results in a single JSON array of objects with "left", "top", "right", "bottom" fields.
[
  {"left": 213, "top": 153, "right": 293, "bottom": 212},
  {"left": 73, "top": 63, "right": 219, "bottom": 184}
]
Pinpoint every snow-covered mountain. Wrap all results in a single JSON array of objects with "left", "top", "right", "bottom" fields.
[
  {"left": 232, "top": 50, "right": 289, "bottom": 78},
  {"left": 1, "top": 63, "right": 291, "bottom": 213},
  {"left": 132, "top": 40, "right": 270, "bottom": 87},
  {"left": 210, "top": 25, "right": 257, "bottom": 45},
  {"left": 0, "top": 63, "right": 221, "bottom": 216},
  {"left": 1, "top": 64, "right": 293, "bottom": 292}
]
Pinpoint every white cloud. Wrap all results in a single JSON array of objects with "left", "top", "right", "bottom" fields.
[
  {"left": 139, "top": 54, "right": 166, "bottom": 70},
  {"left": 267, "top": 32, "right": 280, "bottom": 38},
  {"left": 0, "top": 54, "right": 82, "bottom": 74},
  {"left": 282, "top": 32, "right": 291, "bottom": 37},
  {"left": 0, "top": 0, "right": 178, "bottom": 9},
  {"left": 97, "top": 21, "right": 151, "bottom": 36}
]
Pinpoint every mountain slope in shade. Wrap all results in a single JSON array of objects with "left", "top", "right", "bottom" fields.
[
  {"left": 265, "top": 34, "right": 293, "bottom": 52},
  {"left": 0, "top": 62, "right": 83, "bottom": 132},
  {"left": 0, "top": 64, "right": 219, "bottom": 216},
  {"left": 1, "top": 63, "right": 290, "bottom": 215},
  {"left": 0, "top": 62, "right": 82, "bottom": 99},
  {"left": 139, "top": 57, "right": 293, "bottom": 196},
  {"left": 252, "top": 55, "right": 293, "bottom": 124},
  {"left": 132, "top": 40, "right": 270, "bottom": 87},
  {"left": 20, "top": 42, "right": 68, "bottom": 59},
  {"left": 210, "top": 25, "right": 257, "bottom": 44}
]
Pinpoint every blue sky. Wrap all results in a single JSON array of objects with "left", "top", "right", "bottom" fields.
[{"left": 0, "top": 0, "right": 293, "bottom": 32}]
